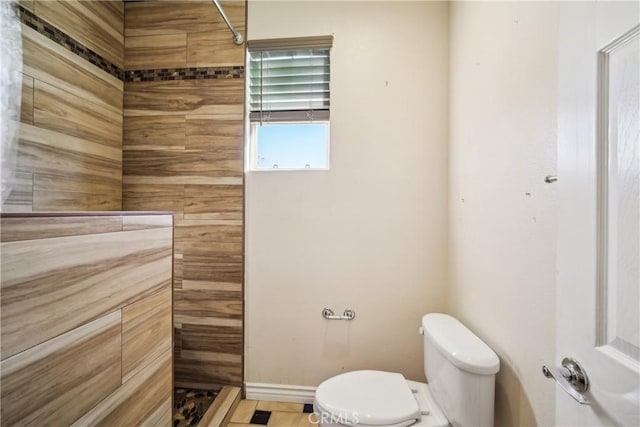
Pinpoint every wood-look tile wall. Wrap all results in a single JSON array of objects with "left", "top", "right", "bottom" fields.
[
  {"left": 0, "top": 213, "right": 173, "bottom": 426},
  {"left": 4, "top": 1, "right": 124, "bottom": 212},
  {"left": 123, "top": 0, "right": 246, "bottom": 389}
]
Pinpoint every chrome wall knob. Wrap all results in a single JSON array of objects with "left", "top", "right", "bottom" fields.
[{"left": 322, "top": 308, "right": 356, "bottom": 320}]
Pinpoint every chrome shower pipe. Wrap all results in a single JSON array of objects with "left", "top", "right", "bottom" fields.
[{"left": 211, "top": 0, "right": 243, "bottom": 45}]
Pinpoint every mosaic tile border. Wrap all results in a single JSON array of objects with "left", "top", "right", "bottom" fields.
[
  {"left": 18, "top": 4, "right": 124, "bottom": 80},
  {"left": 125, "top": 67, "right": 244, "bottom": 82},
  {"left": 17, "top": 4, "right": 245, "bottom": 83}
]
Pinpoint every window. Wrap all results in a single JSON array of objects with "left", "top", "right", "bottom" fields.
[{"left": 247, "top": 36, "right": 333, "bottom": 170}]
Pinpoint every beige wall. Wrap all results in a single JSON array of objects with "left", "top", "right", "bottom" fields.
[
  {"left": 248, "top": 2, "right": 561, "bottom": 425},
  {"left": 245, "top": 1, "right": 449, "bottom": 386},
  {"left": 447, "top": 2, "right": 558, "bottom": 426}
]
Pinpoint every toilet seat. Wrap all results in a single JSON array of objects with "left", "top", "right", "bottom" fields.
[{"left": 314, "top": 370, "right": 422, "bottom": 426}]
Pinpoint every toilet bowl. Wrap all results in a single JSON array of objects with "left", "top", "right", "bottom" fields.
[
  {"left": 313, "top": 314, "right": 500, "bottom": 427},
  {"left": 313, "top": 370, "right": 449, "bottom": 427}
]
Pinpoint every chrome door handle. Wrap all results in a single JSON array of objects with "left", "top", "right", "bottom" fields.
[{"left": 542, "top": 357, "right": 590, "bottom": 405}]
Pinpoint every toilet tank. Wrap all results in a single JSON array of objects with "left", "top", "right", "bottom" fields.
[{"left": 420, "top": 314, "right": 500, "bottom": 427}]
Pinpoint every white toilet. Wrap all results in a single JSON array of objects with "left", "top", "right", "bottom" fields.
[{"left": 313, "top": 313, "right": 500, "bottom": 427}]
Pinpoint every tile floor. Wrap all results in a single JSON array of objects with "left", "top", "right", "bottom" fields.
[{"left": 228, "top": 400, "right": 318, "bottom": 427}]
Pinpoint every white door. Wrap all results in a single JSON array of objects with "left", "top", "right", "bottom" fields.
[{"left": 556, "top": 1, "right": 640, "bottom": 426}]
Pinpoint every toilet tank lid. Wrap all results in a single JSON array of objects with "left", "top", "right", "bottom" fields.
[{"left": 421, "top": 313, "right": 499, "bottom": 375}]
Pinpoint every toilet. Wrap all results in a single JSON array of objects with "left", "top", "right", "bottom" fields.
[{"left": 313, "top": 313, "right": 500, "bottom": 427}]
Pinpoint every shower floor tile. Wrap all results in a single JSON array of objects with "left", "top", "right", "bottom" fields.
[{"left": 173, "top": 387, "right": 219, "bottom": 427}]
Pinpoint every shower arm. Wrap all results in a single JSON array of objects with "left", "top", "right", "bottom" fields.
[{"left": 211, "top": 0, "right": 243, "bottom": 45}]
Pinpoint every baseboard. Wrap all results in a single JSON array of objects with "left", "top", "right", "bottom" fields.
[{"left": 245, "top": 382, "right": 316, "bottom": 404}]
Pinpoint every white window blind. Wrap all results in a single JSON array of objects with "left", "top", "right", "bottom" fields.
[{"left": 248, "top": 36, "right": 333, "bottom": 122}]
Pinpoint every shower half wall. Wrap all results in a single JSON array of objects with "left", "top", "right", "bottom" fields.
[{"left": 6, "top": 0, "right": 245, "bottom": 392}]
